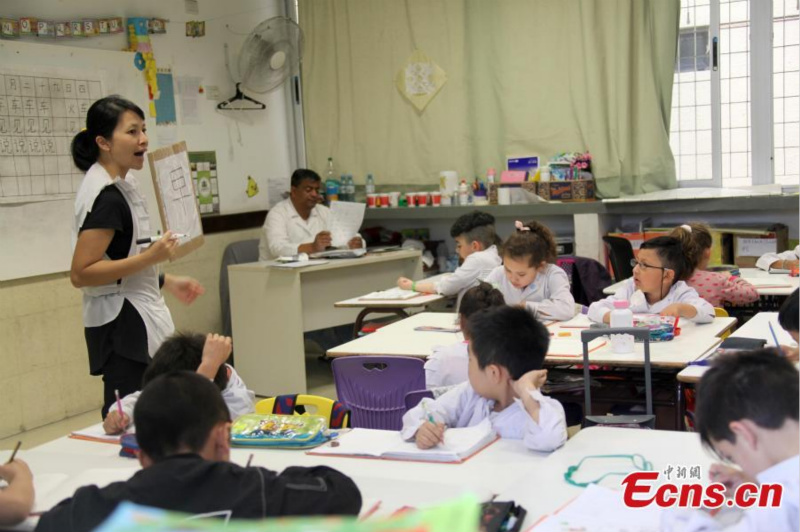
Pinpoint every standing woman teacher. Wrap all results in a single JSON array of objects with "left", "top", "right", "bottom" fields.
[{"left": 70, "top": 96, "right": 204, "bottom": 418}]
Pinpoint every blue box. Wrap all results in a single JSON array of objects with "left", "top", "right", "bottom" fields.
[{"left": 507, "top": 156, "right": 540, "bottom": 173}]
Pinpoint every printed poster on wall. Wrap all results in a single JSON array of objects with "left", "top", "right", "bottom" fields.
[{"left": 188, "top": 150, "right": 219, "bottom": 215}]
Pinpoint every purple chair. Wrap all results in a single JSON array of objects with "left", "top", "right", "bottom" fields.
[
  {"left": 404, "top": 389, "right": 434, "bottom": 412},
  {"left": 332, "top": 356, "right": 426, "bottom": 430}
]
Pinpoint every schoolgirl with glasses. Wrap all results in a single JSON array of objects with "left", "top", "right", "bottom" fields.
[{"left": 588, "top": 236, "right": 714, "bottom": 324}]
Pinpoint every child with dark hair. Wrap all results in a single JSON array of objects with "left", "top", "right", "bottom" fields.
[
  {"left": 103, "top": 332, "right": 254, "bottom": 434},
  {"left": 670, "top": 222, "right": 758, "bottom": 307},
  {"left": 36, "top": 372, "right": 362, "bottom": 532},
  {"left": 778, "top": 289, "right": 799, "bottom": 362},
  {"left": 664, "top": 349, "right": 798, "bottom": 532},
  {"left": 398, "top": 211, "right": 501, "bottom": 298},
  {"left": 483, "top": 220, "right": 575, "bottom": 320},
  {"left": 588, "top": 236, "right": 714, "bottom": 323},
  {"left": 402, "top": 306, "right": 566, "bottom": 452},
  {"left": 425, "top": 282, "right": 506, "bottom": 388}
]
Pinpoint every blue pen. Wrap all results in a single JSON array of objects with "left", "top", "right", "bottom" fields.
[
  {"left": 768, "top": 321, "right": 781, "bottom": 348},
  {"left": 688, "top": 359, "right": 711, "bottom": 367},
  {"left": 421, "top": 402, "right": 436, "bottom": 424}
]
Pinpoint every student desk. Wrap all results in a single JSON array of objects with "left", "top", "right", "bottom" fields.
[
  {"left": 327, "top": 312, "right": 462, "bottom": 358},
  {"left": 228, "top": 249, "right": 423, "bottom": 396},
  {"left": 677, "top": 311, "right": 796, "bottom": 384},
  {"left": 20, "top": 427, "right": 552, "bottom": 526},
  {"left": 496, "top": 426, "right": 716, "bottom": 529},
  {"left": 602, "top": 268, "right": 798, "bottom": 297},
  {"left": 334, "top": 273, "right": 451, "bottom": 338}
]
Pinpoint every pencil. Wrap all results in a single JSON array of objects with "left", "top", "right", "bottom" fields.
[
  {"left": 6, "top": 441, "right": 21, "bottom": 464},
  {"left": 246, "top": 454, "right": 254, "bottom": 467},
  {"left": 768, "top": 321, "right": 781, "bottom": 348},
  {"left": 115, "top": 389, "right": 124, "bottom": 418}
]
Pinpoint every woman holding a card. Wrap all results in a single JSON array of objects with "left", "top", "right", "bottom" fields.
[{"left": 69, "top": 95, "right": 204, "bottom": 419}]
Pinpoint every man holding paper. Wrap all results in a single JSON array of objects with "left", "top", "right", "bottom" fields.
[{"left": 259, "top": 169, "right": 364, "bottom": 261}]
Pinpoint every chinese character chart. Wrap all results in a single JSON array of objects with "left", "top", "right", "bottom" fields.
[{"left": 0, "top": 72, "right": 103, "bottom": 203}]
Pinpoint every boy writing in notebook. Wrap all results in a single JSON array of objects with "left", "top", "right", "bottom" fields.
[
  {"left": 663, "top": 349, "right": 798, "bottom": 531},
  {"left": 36, "top": 371, "right": 361, "bottom": 532},
  {"left": 397, "top": 211, "right": 501, "bottom": 298},
  {"left": 402, "top": 306, "right": 566, "bottom": 452},
  {"left": 588, "top": 236, "right": 714, "bottom": 324},
  {"left": 103, "top": 332, "right": 254, "bottom": 434}
]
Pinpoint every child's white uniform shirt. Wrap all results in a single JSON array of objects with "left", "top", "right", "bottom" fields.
[
  {"left": 119, "top": 364, "right": 256, "bottom": 423},
  {"left": 484, "top": 264, "right": 576, "bottom": 321},
  {"left": 662, "top": 455, "right": 799, "bottom": 532},
  {"left": 425, "top": 341, "right": 469, "bottom": 389},
  {"left": 400, "top": 381, "right": 567, "bottom": 452},
  {"left": 587, "top": 279, "right": 715, "bottom": 324},
  {"left": 756, "top": 245, "right": 800, "bottom": 271},
  {"left": 435, "top": 245, "right": 501, "bottom": 296}
]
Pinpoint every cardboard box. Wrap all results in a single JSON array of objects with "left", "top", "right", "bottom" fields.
[
  {"left": 731, "top": 226, "right": 788, "bottom": 267},
  {"left": 536, "top": 179, "right": 596, "bottom": 202}
]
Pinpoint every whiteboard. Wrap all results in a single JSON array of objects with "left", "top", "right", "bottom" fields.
[{"left": 0, "top": 40, "right": 159, "bottom": 281}]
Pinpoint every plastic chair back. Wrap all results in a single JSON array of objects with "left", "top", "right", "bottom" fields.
[
  {"left": 602, "top": 236, "right": 636, "bottom": 282},
  {"left": 255, "top": 394, "right": 351, "bottom": 429},
  {"left": 404, "top": 389, "right": 434, "bottom": 412},
  {"left": 714, "top": 307, "right": 731, "bottom": 339},
  {"left": 332, "top": 356, "right": 426, "bottom": 430},
  {"left": 220, "top": 239, "right": 260, "bottom": 340},
  {"left": 581, "top": 328, "right": 655, "bottom": 429}
]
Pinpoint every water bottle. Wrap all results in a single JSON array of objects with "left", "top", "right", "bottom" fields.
[
  {"left": 486, "top": 168, "right": 496, "bottom": 184},
  {"left": 326, "top": 176, "right": 340, "bottom": 202},
  {"left": 458, "top": 179, "right": 469, "bottom": 206},
  {"left": 347, "top": 174, "right": 356, "bottom": 201},
  {"left": 609, "top": 300, "right": 634, "bottom": 354},
  {"left": 366, "top": 174, "right": 375, "bottom": 195}
]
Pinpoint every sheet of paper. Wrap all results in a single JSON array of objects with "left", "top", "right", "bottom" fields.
[
  {"left": 34, "top": 468, "right": 139, "bottom": 513},
  {"left": 267, "top": 177, "right": 291, "bottom": 209},
  {"left": 534, "top": 484, "right": 661, "bottom": 532},
  {"left": 271, "top": 259, "right": 329, "bottom": 269},
  {"left": 329, "top": 201, "right": 366, "bottom": 247},
  {"left": 152, "top": 150, "right": 203, "bottom": 239},
  {"left": 743, "top": 277, "right": 791, "bottom": 288},
  {"left": 70, "top": 422, "right": 121, "bottom": 443},
  {"left": 360, "top": 288, "right": 419, "bottom": 300}
]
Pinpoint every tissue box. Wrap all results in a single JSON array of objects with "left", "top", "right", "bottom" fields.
[{"left": 537, "top": 179, "right": 596, "bottom": 202}]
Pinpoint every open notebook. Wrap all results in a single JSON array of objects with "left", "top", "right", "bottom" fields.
[
  {"left": 359, "top": 288, "right": 421, "bottom": 301},
  {"left": 69, "top": 422, "right": 122, "bottom": 444},
  {"left": 309, "top": 420, "right": 497, "bottom": 463}
]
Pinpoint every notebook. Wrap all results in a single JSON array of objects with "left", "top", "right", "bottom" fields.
[
  {"left": 309, "top": 420, "right": 498, "bottom": 463},
  {"left": 360, "top": 288, "right": 421, "bottom": 301},
  {"left": 69, "top": 423, "right": 122, "bottom": 444},
  {"left": 743, "top": 277, "right": 791, "bottom": 288}
]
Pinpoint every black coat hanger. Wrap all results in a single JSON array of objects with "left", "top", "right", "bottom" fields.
[{"left": 217, "top": 83, "right": 266, "bottom": 111}]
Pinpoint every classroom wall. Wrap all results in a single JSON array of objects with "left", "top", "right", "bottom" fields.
[{"left": 0, "top": 0, "right": 287, "bottom": 437}]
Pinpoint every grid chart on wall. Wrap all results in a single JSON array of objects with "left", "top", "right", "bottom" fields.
[{"left": 0, "top": 73, "right": 102, "bottom": 204}]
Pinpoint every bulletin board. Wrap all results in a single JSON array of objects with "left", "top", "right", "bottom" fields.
[{"left": 0, "top": 39, "right": 154, "bottom": 281}]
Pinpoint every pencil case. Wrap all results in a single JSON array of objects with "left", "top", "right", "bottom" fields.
[
  {"left": 119, "top": 433, "right": 139, "bottom": 459},
  {"left": 230, "top": 414, "right": 330, "bottom": 449}
]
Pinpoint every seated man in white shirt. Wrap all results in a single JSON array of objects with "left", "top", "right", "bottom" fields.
[{"left": 259, "top": 169, "right": 362, "bottom": 262}]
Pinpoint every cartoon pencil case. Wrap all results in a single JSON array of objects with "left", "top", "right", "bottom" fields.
[{"left": 230, "top": 414, "right": 330, "bottom": 449}]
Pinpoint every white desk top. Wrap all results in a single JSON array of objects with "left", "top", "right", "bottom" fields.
[
  {"left": 677, "top": 312, "right": 797, "bottom": 383},
  {"left": 21, "top": 428, "right": 549, "bottom": 522},
  {"left": 334, "top": 273, "right": 451, "bottom": 309},
  {"left": 229, "top": 249, "right": 422, "bottom": 275},
  {"left": 498, "top": 426, "right": 717, "bottom": 529},
  {"left": 20, "top": 425, "right": 721, "bottom": 530},
  {"left": 603, "top": 268, "right": 798, "bottom": 296},
  {"left": 327, "top": 312, "right": 462, "bottom": 357},
  {"left": 544, "top": 314, "right": 735, "bottom": 368}
]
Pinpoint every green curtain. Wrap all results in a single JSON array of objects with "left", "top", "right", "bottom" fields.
[{"left": 299, "top": 0, "right": 680, "bottom": 198}]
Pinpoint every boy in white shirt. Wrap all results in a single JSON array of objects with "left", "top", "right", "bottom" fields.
[
  {"left": 397, "top": 211, "right": 501, "bottom": 298},
  {"left": 756, "top": 245, "right": 800, "bottom": 272},
  {"left": 425, "top": 282, "right": 505, "bottom": 389},
  {"left": 588, "top": 236, "right": 714, "bottom": 324},
  {"left": 663, "top": 349, "right": 799, "bottom": 532},
  {"left": 103, "top": 332, "right": 255, "bottom": 434},
  {"left": 402, "top": 306, "right": 567, "bottom": 452},
  {"left": 484, "top": 220, "right": 575, "bottom": 321}
]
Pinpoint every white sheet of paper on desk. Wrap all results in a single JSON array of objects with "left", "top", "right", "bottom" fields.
[
  {"left": 360, "top": 288, "right": 420, "bottom": 300},
  {"left": 329, "top": 201, "right": 366, "bottom": 247},
  {"left": 33, "top": 468, "right": 139, "bottom": 513},
  {"left": 743, "top": 277, "right": 791, "bottom": 288},
  {"left": 534, "top": 484, "right": 661, "bottom": 531}
]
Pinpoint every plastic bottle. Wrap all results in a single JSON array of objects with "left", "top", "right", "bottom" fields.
[
  {"left": 365, "top": 174, "right": 375, "bottom": 195},
  {"left": 609, "top": 300, "right": 634, "bottom": 354},
  {"left": 341, "top": 175, "right": 350, "bottom": 202},
  {"left": 486, "top": 168, "right": 496, "bottom": 184},
  {"left": 458, "top": 179, "right": 469, "bottom": 206},
  {"left": 347, "top": 174, "right": 356, "bottom": 201},
  {"left": 540, "top": 165, "right": 551, "bottom": 183}
]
